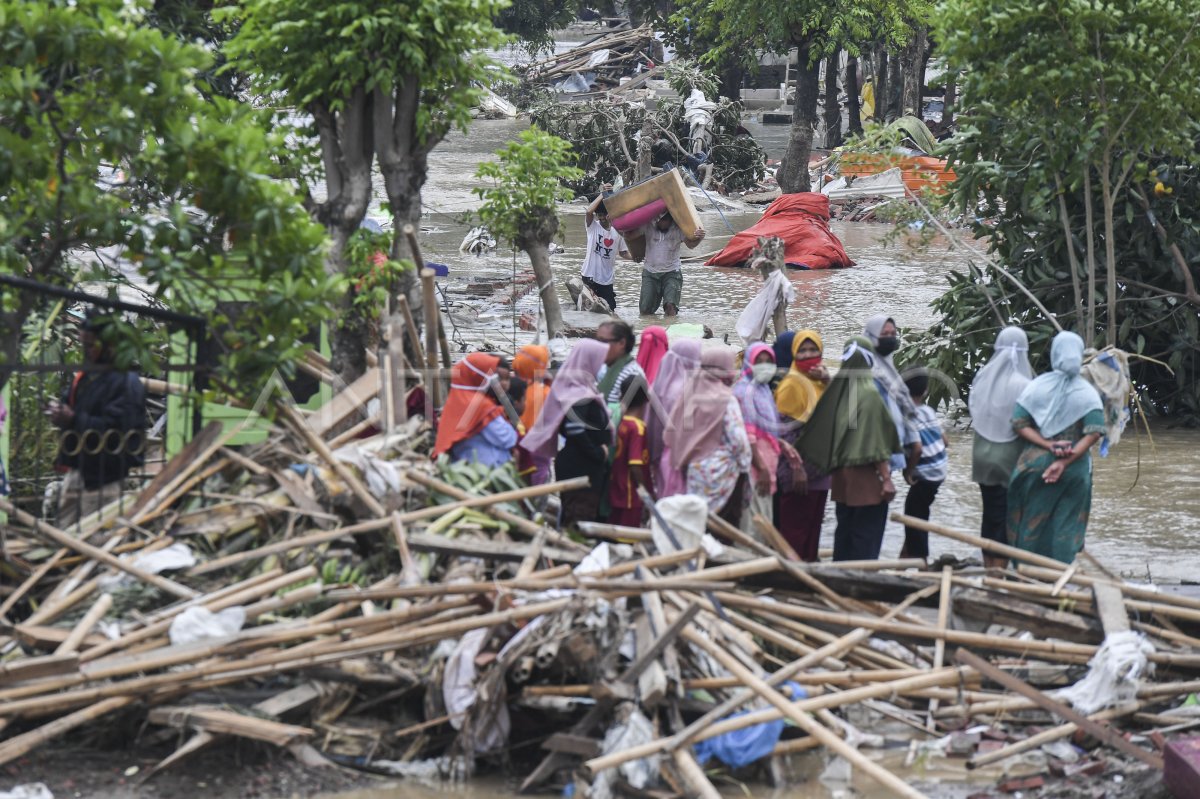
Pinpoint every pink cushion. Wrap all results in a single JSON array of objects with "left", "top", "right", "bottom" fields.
[{"left": 612, "top": 199, "right": 668, "bottom": 232}]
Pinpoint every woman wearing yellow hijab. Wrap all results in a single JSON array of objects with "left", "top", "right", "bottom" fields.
[{"left": 773, "top": 330, "right": 832, "bottom": 561}]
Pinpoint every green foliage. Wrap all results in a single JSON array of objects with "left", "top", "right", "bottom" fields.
[
  {"left": 911, "top": 0, "right": 1200, "bottom": 422},
  {"left": 496, "top": 0, "right": 579, "bottom": 55},
  {"left": 0, "top": 0, "right": 334, "bottom": 397},
  {"left": 664, "top": 59, "right": 719, "bottom": 100},
  {"left": 343, "top": 229, "right": 415, "bottom": 321},
  {"left": 529, "top": 97, "right": 767, "bottom": 196},
  {"left": 670, "top": 0, "right": 923, "bottom": 71},
  {"left": 903, "top": 151, "right": 1200, "bottom": 423},
  {"left": 474, "top": 128, "right": 583, "bottom": 245},
  {"left": 222, "top": 0, "right": 510, "bottom": 149}
]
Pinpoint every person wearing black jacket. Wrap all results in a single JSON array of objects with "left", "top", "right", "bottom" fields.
[{"left": 46, "top": 309, "right": 145, "bottom": 529}]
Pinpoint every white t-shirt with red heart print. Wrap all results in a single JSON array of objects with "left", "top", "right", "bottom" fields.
[{"left": 581, "top": 219, "right": 626, "bottom": 286}]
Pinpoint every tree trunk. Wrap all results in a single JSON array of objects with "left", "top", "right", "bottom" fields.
[
  {"left": 886, "top": 49, "right": 902, "bottom": 121},
  {"left": 328, "top": 228, "right": 371, "bottom": 385},
  {"left": 942, "top": 70, "right": 956, "bottom": 130},
  {"left": 516, "top": 210, "right": 564, "bottom": 339},
  {"left": 374, "top": 81, "right": 440, "bottom": 370},
  {"left": 636, "top": 97, "right": 655, "bottom": 181},
  {"left": 718, "top": 63, "right": 744, "bottom": 103},
  {"left": 311, "top": 90, "right": 376, "bottom": 385},
  {"left": 873, "top": 46, "right": 888, "bottom": 124},
  {"left": 846, "top": 54, "right": 862, "bottom": 136},
  {"left": 900, "top": 27, "right": 928, "bottom": 118},
  {"left": 823, "top": 52, "right": 842, "bottom": 149},
  {"left": 777, "top": 43, "right": 820, "bottom": 194},
  {"left": 1083, "top": 168, "right": 1098, "bottom": 340},
  {"left": 1100, "top": 157, "right": 1118, "bottom": 348}
]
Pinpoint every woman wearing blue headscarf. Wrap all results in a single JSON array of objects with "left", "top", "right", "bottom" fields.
[{"left": 1007, "top": 331, "right": 1104, "bottom": 563}]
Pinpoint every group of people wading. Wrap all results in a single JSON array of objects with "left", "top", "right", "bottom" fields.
[{"left": 432, "top": 317, "right": 1107, "bottom": 567}]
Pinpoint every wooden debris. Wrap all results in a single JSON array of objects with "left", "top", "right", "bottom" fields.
[{"left": 0, "top": 353, "right": 1195, "bottom": 799}]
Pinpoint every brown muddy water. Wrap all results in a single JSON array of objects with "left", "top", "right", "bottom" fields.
[{"left": 310, "top": 116, "right": 1198, "bottom": 798}]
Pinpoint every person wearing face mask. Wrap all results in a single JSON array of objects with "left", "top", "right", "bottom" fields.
[
  {"left": 664, "top": 347, "right": 751, "bottom": 525},
  {"left": 773, "top": 330, "right": 831, "bottom": 561},
  {"left": 1008, "top": 331, "right": 1104, "bottom": 564},
  {"left": 433, "top": 352, "right": 519, "bottom": 468},
  {"left": 522, "top": 339, "right": 613, "bottom": 530},
  {"left": 733, "top": 343, "right": 785, "bottom": 533},
  {"left": 863, "top": 314, "right": 921, "bottom": 483}
]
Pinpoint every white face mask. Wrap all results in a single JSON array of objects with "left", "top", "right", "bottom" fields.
[{"left": 751, "top": 363, "right": 776, "bottom": 384}]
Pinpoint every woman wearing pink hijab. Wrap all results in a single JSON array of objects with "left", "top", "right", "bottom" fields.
[
  {"left": 647, "top": 338, "right": 702, "bottom": 497},
  {"left": 663, "top": 347, "right": 752, "bottom": 524},
  {"left": 636, "top": 326, "right": 669, "bottom": 385},
  {"left": 522, "top": 339, "right": 612, "bottom": 530}
]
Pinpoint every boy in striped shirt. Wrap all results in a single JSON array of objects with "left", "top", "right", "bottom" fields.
[{"left": 901, "top": 369, "right": 947, "bottom": 563}]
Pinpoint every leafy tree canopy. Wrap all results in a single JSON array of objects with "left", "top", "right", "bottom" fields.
[
  {"left": 0, "top": 0, "right": 334, "bottom": 395},
  {"left": 222, "top": 0, "right": 510, "bottom": 150},
  {"left": 909, "top": 0, "right": 1200, "bottom": 422},
  {"left": 475, "top": 128, "right": 582, "bottom": 247}
]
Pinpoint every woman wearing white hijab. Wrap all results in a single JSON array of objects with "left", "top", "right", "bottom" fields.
[
  {"left": 968, "top": 327, "right": 1033, "bottom": 568},
  {"left": 1008, "top": 331, "right": 1104, "bottom": 564}
]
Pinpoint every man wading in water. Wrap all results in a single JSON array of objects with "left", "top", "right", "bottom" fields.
[
  {"left": 581, "top": 192, "right": 630, "bottom": 313},
  {"left": 627, "top": 212, "right": 705, "bottom": 317}
]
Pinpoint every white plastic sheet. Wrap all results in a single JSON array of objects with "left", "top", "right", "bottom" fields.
[
  {"left": 591, "top": 707, "right": 660, "bottom": 799},
  {"left": 736, "top": 270, "right": 795, "bottom": 345},
  {"left": 0, "top": 785, "right": 54, "bottom": 799},
  {"left": 443, "top": 628, "right": 511, "bottom": 752},
  {"left": 649, "top": 494, "right": 724, "bottom": 559},
  {"left": 99, "top": 542, "right": 196, "bottom": 590},
  {"left": 1053, "top": 630, "right": 1155, "bottom": 714},
  {"left": 168, "top": 605, "right": 246, "bottom": 645}
]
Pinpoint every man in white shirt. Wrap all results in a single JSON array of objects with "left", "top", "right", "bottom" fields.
[
  {"left": 627, "top": 212, "right": 705, "bottom": 317},
  {"left": 580, "top": 194, "right": 630, "bottom": 312}
]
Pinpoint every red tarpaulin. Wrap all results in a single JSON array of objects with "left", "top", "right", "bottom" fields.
[{"left": 706, "top": 193, "right": 854, "bottom": 270}]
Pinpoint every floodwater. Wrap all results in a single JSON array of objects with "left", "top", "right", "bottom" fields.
[
  {"left": 410, "top": 117, "right": 1200, "bottom": 583},
  {"left": 317, "top": 115, "right": 1200, "bottom": 798}
]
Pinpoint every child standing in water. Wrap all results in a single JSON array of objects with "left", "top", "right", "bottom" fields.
[{"left": 901, "top": 369, "right": 948, "bottom": 563}]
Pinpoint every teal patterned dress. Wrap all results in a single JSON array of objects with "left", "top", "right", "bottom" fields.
[{"left": 1007, "top": 403, "right": 1106, "bottom": 563}]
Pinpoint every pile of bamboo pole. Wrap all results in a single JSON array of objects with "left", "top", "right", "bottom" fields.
[
  {"left": 520, "top": 26, "right": 661, "bottom": 94},
  {"left": 1, "top": 358, "right": 1198, "bottom": 797}
]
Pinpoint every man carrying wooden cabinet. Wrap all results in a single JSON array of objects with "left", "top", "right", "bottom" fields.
[
  {"left": 581, "top": 192, "right": 631, "bottom": 313},
  {"left": 627, "top": 212, "right": 705, "bottom": 317}
]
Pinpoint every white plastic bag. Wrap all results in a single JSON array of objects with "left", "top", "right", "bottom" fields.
[
  {"left": 168, "top": 605, "right": 246, "bottom": 646},
  {"left": 100, "top": 542, "right": 196, "bottom": 590},
  {"left": 736, "top": 270, "right": 795, "bottom": 344},
  {"left": 649, "top": 494, "right": 724, "bottom": 559},
  {"left": 1053, "top": 630, "right": 1154, "bottom": 714},
  {"left": 592, "top": 707, "right": 659, "bottom": 799}
]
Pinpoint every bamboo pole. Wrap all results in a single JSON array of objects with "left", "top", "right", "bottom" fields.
[
  {"left": 276, "top": 401, "right": 387, "bottom": 518},
  {"left": 584, "top": 667, "right": 969, "bottom": 776},
  {"left": 188, "top": 476, "right": 587, "bottom": 576},
  {"left": 56, "top": 593, "right": 112, "bottom": 655},
  {"left": 935, "top": 678, "right": 1200, "bottom": 719},
  {"left": 669, "top": 583, "right": 941, "bottom": 752},
  {"left": 892, "top": 512, "right": 1071, "bottom": 572},
  {"left": 0, "top": 499, "right": 197, "bottom": 600},
  {"left": 967, "top": 702, "right": 1140, "bottom": 769},
  {"left": 679, "top": 623, "right": 931, "bottom": 799},
  {"left": 0, "top": 550, "right": 68, "bottom": 622},
  {"left": 955, "top": 649, "right": 1163, "bottom": 768},
  {"left": 0, "top": 598, "right": 574, "bottom": 717},
  {"left": 403, "top": 469, "right": 585, "bottom": 549},
  {"left": 715, "top": 591, "right": 1101, "bottom": 663},
  {"left": 395, "top": 295, "right": 426, "bottom": 369},
  {"left": 0, "top": 697, "right": 134, "bottom": 766},
  {"left": 926, "top": 565, "right": 953, "bottom": 729},
  {"left": 81, "top": 566, "right": 317, "bottom": 662},
  {"left": 419, "top": 267, "right": 440, "bottom": 408}
]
